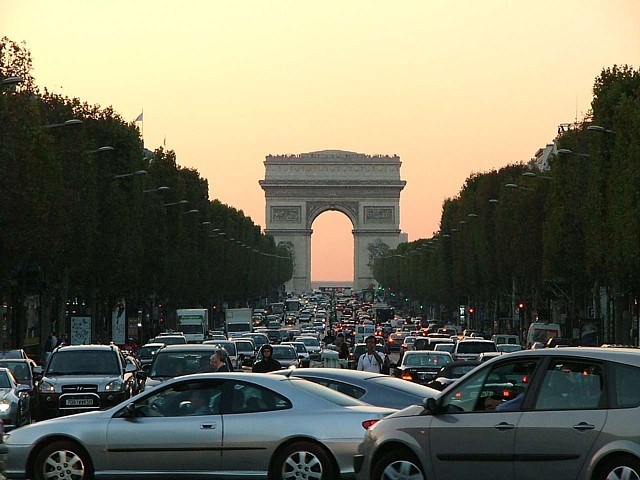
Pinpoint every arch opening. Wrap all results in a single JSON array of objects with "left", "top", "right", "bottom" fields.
[{"left": 311, "top": 210, "right": 354, "bottom": 283}]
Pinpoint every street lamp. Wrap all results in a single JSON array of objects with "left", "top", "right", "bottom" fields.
[
  {"left": 587, "top": 125, "right": 615, "bottom": 134},
  {"left": 42, "top": 119, "right": 83, "bottom": 129},
  {"left": 183, "top": 209, "right": 199, "bottom": 215},
  {"left": 522, "top": 172, "right": 553, "bottom": 180},
  {"left": 112, "top": 170, "right": 147, "bottom": 180},
  {"left": 163, "top": 200, "right": 188, "bottom": 207},
  {"left": 143, "top": 186, "right": 170, "bottom": 194},
  {"left": 557, "top": 149, "right": 590, "bottom": 158},
  {"left": 505, "top": 183, "right": 534, "bottom": 192},
  {"left": 87, "top": 146, "right": 114, "bottom": 154},
  {"left": 0, "top": 76, "right": 24, "bottom": 87}
]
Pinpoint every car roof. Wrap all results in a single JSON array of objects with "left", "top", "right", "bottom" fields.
[
  {"left": 54, "top": 344, "right": 120, "bottom": 352},
  {"left": 158, "top": 344, "right": 222, "bottom": 351},
  {"left": 504, "top": 346, "right": 640, "bottom": 365}
]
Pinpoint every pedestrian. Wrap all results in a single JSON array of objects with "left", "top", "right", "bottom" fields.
[
  {"left": 334, "top": 333, "right": 350, "bottom": 360},
  {"left": 44, "top": 332, "right": 56, "bottom": 364},
  {"left": 357, "top": 335, "right": 388, "bottom": 373},
  {"left": 209, "top": 349, "right": 230, "bottom": 372},
  {"left": 252, "top": 344, "right": 281, "bottom": 373}
]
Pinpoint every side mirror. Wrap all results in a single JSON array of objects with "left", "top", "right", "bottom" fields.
[{"left": 423, "top": 396, "right": 439, "bottom": 413}]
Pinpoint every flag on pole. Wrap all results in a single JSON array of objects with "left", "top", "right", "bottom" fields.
[{"left": 134, "top": 111, "right": 143, "bottom": 122}]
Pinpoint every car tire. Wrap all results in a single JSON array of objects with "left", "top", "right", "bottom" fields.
[
  {"left": 372, "top": 448, "right": 425, "bottom": 480},
  {"left": 596, "top": 455, "right": 640, "bottom": 480},
  {"left": 270, "top": 440, "right": 337, "bottom": 480},
  {"left": 33, "top": 440, "right": 93, "bottom": 480}
]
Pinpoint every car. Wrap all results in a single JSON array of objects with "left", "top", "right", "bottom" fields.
[
  {"left": 425, "top": 360, "right": 481, "bottom": 391},
  {"left": 0, "top": 359, "right": 42, "bottom": 394},
  {"left": 452, "top": 338, "right": 497, "bottom": 361},
  {"left": 401, "top": 335, "right": 417, "bottom": 351},
  {"left": 255, "top": 344, "right": 299, "bottom": 369},
  {"left": 273, "top": 368, "right": 440, "bottom": 409},
  {"left": 0, "top": 367, "right": 32, "bottom": 430},
  {"left": 282, "top": 341, "right": 310, "bottom": 361},
  {"left": 144, "top": 344, "right": 235, "bottom": 390},
  {"left": 414, "top": 336, "right": 454, "bottom": 351},
  {"left": 3, "top": 372, "right": 395, "bottom": 480},
  {"left": 355, "top": 347, "right": 640, "bottom": 480},
  {"left": 297, "top": 336, "right": 321, "bottom": 360},
  {"left": 151, "top": 334, "right": 187, "bottom": 345},
  {"left": 386, "top": 332, "right": 404, "bottom": 351},
  {"left": 241, "top": 332, "right": 270, "bottom": 353},
  {"left": 136, "top": 342, "right": 164, "bottom": 368},
  {"left": 433, "top": 342, "right": 455, "bottom": 354},
  {"left": 497, "top": 343, "right": 523, "bottom": 353},
  {"left": 208, "top": 334, "right": 228, "bottom": 341},
  {"left": 36, "top": 344, "right": 139, "bottom": 420},
  {"left": 203, "top": 340, "right": 239, "bottom": 366},
  {"left": 393, "top": 351, "right": 454, "bottom": 385},
  {"left": 233, "top": 338, "right": 256, "bottom": 367}
]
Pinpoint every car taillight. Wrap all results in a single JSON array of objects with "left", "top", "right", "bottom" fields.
[
  {"left": 362, "top": 419, "right": 380, "bottom": 429},
  {"left": 401, "top": 372, "right": 413, "bottom": 381}
]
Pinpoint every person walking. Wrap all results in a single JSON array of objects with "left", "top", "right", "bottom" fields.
[
  {"left": 334, "top": 333, "right": 350, "bottom": 360},
  {"left": 252, "top": 344, "right": 281, "bottom": 373},
  {"left": 357, "top": 335, "right": 387, "bottom": 373}
]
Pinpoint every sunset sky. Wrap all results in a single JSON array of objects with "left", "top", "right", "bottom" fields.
[{"left": 3, "top": 1, "right": 639, "bottom": 281}]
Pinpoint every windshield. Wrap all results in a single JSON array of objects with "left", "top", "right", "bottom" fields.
[
  {"left": 403, "top": 353, "right": 452, "bottom": 367},
  {"left": 179, "top": 324, "right": 205, "bottom": 334},
  {"left": 288, "top": 378, "right": 366, "bottom": 407},
  {"left": 47, "top": 350, "right": 120, "bottom": 376},
  {"left": 228, "top": 323, "right": 250, "bottom": 333},
  {"left": 300, "top": 338, "right": 319, "bottom": 347},
  {"left": 138, "top": 346, "right": 161, "bottom": 359}
]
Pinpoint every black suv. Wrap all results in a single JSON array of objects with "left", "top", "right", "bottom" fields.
[{"left": 37, "top": 344, "right": 139, "bottom": 419}]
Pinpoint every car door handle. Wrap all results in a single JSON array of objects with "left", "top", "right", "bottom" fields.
[
  {"left": 493, "top": 422, "right": 515, "bottom": 431},
  {"left": 201, "top": 423, "right": 217, "bottom": 429},
  {"left": 573, "top": 422, "right": 595, "bottom": 431}
]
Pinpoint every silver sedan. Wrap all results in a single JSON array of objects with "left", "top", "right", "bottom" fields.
[{"left": 2, "top": 372, "right": 395, "bottom": 479}]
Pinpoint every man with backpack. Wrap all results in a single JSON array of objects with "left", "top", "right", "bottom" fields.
[{"left": 357, "top": 335, "right": 389, "bottom": 373}]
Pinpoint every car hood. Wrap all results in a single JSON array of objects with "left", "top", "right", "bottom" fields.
[
  {"left": 43, "top": 374, "right": 121, "bottom": 384},
  {"left": 383, "top": 403, "right": 426, "bottom": 419},
  {"left": 0, "top": 388, "right": 14, "bottom": 400},
  {"left": 5, "top": 409, "right": 107, "bottom": 443}
]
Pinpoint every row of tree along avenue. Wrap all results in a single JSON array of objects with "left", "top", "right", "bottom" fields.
[
  {"left": 374, "top": 65, "right": 640, "bottom": 347},
  {"left": 0, "top": 37, "right": 293, "bottom": 361}
]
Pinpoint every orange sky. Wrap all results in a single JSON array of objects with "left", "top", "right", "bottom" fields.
[{"left": 3, "top": 1, "right": 639, "bottom": 281}]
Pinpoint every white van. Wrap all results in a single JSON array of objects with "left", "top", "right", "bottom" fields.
[
  {"left": 354, "top": 324, "right": 376, "bottom": 344},
  {"left": 526, "top": 323, "right": 561, "bottom": 348},
  {"left": 491, "top": 334, "right": 520, "bottom": 345}
]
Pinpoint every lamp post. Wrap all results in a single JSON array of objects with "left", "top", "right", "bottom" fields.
[
  {"left": 112, "top": 170, "right": 147, "bottom": 180},
  {"left": 163, "top": 200, "right": 189, "bottom": 207},
  {"left": 42, "top": 119, "right": 83, "bottom": 129},
  {"left": 143, "top": 186, "right": 170, "bottom": 194},
  {"left": 0, "top": 76, "right": 24, "bottom": 87}
]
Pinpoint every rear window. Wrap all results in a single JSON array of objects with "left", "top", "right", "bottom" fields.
[
  {"left": 287, "top": 378, "right": 366, "bottom": 407},
  {"left": 457, "top": 342, "right": 497, "bottom": 354}
]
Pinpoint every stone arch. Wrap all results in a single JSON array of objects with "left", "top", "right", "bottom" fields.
[{"left": 259, "top": 150, "right": 406, "bottom": 292}]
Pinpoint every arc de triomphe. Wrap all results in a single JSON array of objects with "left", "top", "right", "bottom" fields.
[{"left": 259, "top": 150, "right": 406, "bottom": 292}]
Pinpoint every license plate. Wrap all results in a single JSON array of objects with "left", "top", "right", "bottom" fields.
[{"left": 66, "top": 398, "right": 94, "bottom": 406}]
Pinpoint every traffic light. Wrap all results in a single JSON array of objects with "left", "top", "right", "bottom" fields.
[
  {"left": 518, "top": 302, "right": 525, "bottom": 310},
  {"left": 468, "top": 306, "right": 475, "bottom": 314}
]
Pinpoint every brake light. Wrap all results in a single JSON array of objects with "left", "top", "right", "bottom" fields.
[
  {"left": 362, "top": 420, "right": 380, "bottom": 429},
  {"left": 401, "top": 372, "right": 413, "bottom": 381}
]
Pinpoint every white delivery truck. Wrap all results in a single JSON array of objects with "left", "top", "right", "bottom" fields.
[
  {"left": 176, "top": 309, "right": 208, "bottom": 343},
  {"left": 225, "top": 308, "right": 253, "bottom": 338}
]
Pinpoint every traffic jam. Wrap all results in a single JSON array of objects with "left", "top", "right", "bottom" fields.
[{"left": 1, "top": 291, "right": 639, "bottom": 480}]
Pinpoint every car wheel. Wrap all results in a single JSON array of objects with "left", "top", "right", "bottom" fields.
[
  {"left": 33, "top": 440, "right": 93, "bottom": 480},
  {"left": 373, "top": 448, "right": 425, "bottom": 480},
  {"left": 270, "top": 441, "right": 337, "bottom": 480},
  {"left": 597, "top": 455, "right": 640, "bottom": 480}
]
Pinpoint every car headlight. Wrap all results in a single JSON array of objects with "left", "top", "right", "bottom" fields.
[
  {"left": 105, "top": 379, "right": 124, "bottom": 392},
  {"left": 39, "top": 381, "right": 55, "bottom": 393},
  {"left": 0, "top": 400, "right": 11, "bottom": 412}
]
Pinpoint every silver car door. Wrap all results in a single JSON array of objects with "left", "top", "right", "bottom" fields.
[
  {"left": 105, "top": 379, "right": 223, "bottom": 477},
  {"left": 514, "top": 358, "right": 607, "bottom": 480}
]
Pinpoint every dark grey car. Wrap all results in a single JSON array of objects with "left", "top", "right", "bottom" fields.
[
  {"left": 355, "top": 347, "right": 640, "bottom": 480},
  {"left": 273, "top": 368, "right": 439, "bottom": 409}
]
